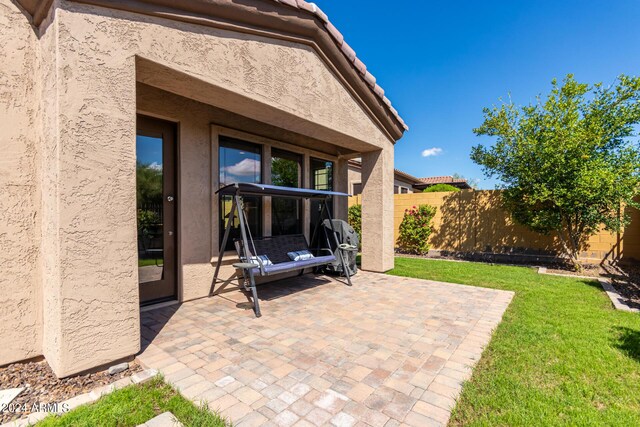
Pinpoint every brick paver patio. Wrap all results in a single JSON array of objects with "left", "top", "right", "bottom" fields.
[{"left": 138, "top": 271, "right": 513, "bottom": 427}]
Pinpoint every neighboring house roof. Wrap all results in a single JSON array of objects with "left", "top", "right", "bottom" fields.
[
  {"left": 17, "top": 0, "right": 408, "bottom": 139},
  {"left": 415, "top": 176, "right": 472, "bottom": 189},
  {"left": 348, "top": 160, "right": 422, "bottom": 185}
]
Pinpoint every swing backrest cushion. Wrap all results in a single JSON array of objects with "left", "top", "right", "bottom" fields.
[{"left": 235, "top": 235, "right": 312, "bottom": 264}]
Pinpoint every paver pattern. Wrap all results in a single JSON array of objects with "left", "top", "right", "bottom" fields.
[{"left": 138, "top": 271, "right": 513, "bottom": 426}]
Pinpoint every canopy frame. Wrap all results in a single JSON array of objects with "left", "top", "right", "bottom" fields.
[{"left": 213, "top": 183, "right": 353, "bottom": 317}]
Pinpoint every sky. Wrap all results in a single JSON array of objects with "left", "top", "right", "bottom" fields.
[{"left": 318, "top": 0, "right": 640, "bottom": 189}]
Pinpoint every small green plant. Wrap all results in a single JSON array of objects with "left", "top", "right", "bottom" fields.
[
  {"left": 137, "top": 209, "right": 160, "bottom": 236},
  {"left": 397, "top": 204, "right": 437, "bottom": 254},
  {"left": 348, "top": 204, "right": 362, "bottom": 243},
  {"left": 423, "top": 184, "right": 461, "bottom": 193}
]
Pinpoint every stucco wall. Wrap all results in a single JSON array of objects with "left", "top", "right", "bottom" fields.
[
  {"left": 1, "top": 0, "right": 395, "bottom": 375},
  {"left": 0, "top": 0, "right": 42, "bottom": 366},
  {"left": 350, "top": 191, "right": 638, "bottom": 264},
  {"left": 136, "top": 84, "right": 348, "bottom": 301},
  {"left": 348, "top": 164, "right": 415, "bottom": 195}
]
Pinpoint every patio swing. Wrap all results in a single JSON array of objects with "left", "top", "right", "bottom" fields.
[{"left": 213, "top": 183, "right": 354, "bottom": 317}]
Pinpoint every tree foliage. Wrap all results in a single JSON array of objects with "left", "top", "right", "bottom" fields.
[
  {"left": 423, "top": 184, "right": 461, "bottom": 193},
  {"left": 271, "top": 157, "right": 299, "bottom": 187},
  {"left": 136, "top": 161, "right": 163, "bottom": 206},
  {"left": 471, "top": 74, "right": 640, "bottom": 268}
]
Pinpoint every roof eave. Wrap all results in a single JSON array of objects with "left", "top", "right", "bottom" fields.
[{"left": 18, "top": 0, "right": 408, "bottom": 141}]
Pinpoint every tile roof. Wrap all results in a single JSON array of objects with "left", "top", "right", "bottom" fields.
[
  {"left": 271, "top": 0, "right": 408, "bottom": 131},
  {"left": 417, "top": 176, "right": 468, "bottom": 184}
]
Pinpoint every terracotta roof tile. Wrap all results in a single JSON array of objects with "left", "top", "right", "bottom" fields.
[
  {"left": 363, "top": 71, "right": 376, "bottom": 88},
  {"left": 271, "top": 0, "right": 407, "bottom": 131},
  {"left": 340, "top": 41, "right": 357, "bottom": 62},
  {"left": 296, "top": 0, "right": 316, "bottom": 12},
  {"left": 418, "top": 176, "right": 468, "bottom": 184},
  {"left": 326, "top": 21, "right": 344, "bottom": 45},
  {"left": 353, "top": 57, "right": 367, "bottom": 75}
]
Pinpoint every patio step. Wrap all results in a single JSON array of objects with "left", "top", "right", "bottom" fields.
[{"left": 136, "top": 412, "right": 183, "bottom": 427}]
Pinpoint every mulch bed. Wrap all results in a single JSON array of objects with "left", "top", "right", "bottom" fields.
[{"left": 0, "top": 359, "right": 142, "bottom": 423}]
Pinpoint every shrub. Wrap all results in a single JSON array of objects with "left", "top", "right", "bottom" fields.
[
  {"left": 348, "top": 204, "right": 362, "bottom": 239},
  {"left": 423, "top": 184, "right": 461, "bottom": 193},
  {"left": 397, "top": 204, "right": 437, "bottom": 255}
]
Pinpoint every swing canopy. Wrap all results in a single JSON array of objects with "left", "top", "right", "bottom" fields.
[
  {"left": 216, "top": 182, "right": 350, "bottom": 199},
  {"left": 214, "top": 182, "right": 354, "bottom": 317}
]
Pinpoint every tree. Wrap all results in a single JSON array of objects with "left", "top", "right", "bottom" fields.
[
  {"left": 136, "top": 161, "right": 163, "bottom": 206},
  {"left": 451, "top": 173, "right": 479, "bottom": 189},
  {"left": 271, "top": 157, "right": 299, "bottom": 187},
  {"left": 423, "top": 184, "right": 461, "bottom": 193},
  {"left": 471, "top": 74, "right": 640, "bottom": 269}
]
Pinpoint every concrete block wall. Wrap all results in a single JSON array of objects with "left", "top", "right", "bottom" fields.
[{"left": 350, "top": 191, "right": 639, "bottom": 264}]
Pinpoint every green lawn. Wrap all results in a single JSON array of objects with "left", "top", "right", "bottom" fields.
[
  {"left": 37, "top": 377, "right": 228, "bottom": 427},
  {"left": 138, "top": 258, "right": 163, "bottom": 267},
  {"left": 389, "top": 257, "right": 640, "bottom": 427}
]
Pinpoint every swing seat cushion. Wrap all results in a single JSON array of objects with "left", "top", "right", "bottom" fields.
[
  {"left": 234, "top": 234, "right": 336, "bottom": 276},
  {"left": 252, "top": 254, "right": 336, "bottom": 275},
  {"left": 287, "top": 250, "right": 314, "bottom": 261}
]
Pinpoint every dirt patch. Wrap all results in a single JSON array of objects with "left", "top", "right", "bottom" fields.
[
  {"left": 0, "top": 359, "right": 142, "bottom": 423},
  {"left": 600, "top": 264, "right": 640, "bottom": 310},
  {"left": 546, "top": 264, "right": 601, "bottom": 277}
]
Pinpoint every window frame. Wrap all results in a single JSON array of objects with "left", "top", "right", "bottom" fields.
[{"left": 211, "top": 126, "right": 339, "bottom": 255}]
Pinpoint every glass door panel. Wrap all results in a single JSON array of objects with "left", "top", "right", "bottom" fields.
[
  {"left": 137, "top": 116, "right": 177, "bottom": 305},
  {"left": 271, "top": 149, "right": 302, "bottom": 236}
]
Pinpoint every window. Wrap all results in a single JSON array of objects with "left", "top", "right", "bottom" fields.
[
  {"left": 310, "top": 158, "right": 334, "bottom": 232},
  {"left": 394, "top": 185, "right": 409, "bottom": 194},
  {"left": 312, "top": 158, "right": 333, "bottom": 191},
  {"left": 271, "top": 149, "right": 302, "bottom": 235},
  {"left": 353, "top": 183, "right": 363, "bottom": 195},
  {"left": 219, "top": 136, "right": 262, "bottom": 250}
]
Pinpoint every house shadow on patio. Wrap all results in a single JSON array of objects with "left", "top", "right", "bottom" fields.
[
  {"left": 216, "top": 274, "right": 341, "bottom": 313},
  {"left": 140, "top": 303, "right": 181, "bottom": 352},
  {"left": 253, "top": 274, "right": 338, "bottom": 301}
]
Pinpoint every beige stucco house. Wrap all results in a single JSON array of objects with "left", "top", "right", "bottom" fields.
[
  {"left": 348, "top": 159, "right": 421, "bottom": 195},
  {"left": 0, "top": 0, "right": 406, "bottom": 377}
]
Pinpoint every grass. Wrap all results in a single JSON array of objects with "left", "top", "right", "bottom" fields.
[
  {"left": 37, "top": 377, "right": 228, "bottom": 427},
  {"left": 389, "top": 257, "right": 640, "bottom": 427},
  {"left": 138, "top": 258, "right": 163, "bottom": 267}
]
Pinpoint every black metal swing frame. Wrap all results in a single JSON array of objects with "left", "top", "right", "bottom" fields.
[{"left": 213, "top": 183, "right": 353, "bottom": 317}]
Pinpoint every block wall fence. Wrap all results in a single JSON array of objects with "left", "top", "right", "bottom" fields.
[{"left": 349, "top": 190, "right": 640, "bottom": 264}]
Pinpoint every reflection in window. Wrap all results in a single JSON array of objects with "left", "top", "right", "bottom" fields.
[
  {"left": 310, "top": 158, "right": 334, "bottom": 232},
  {"left": 353, "top": 183, "right": 363, "bottom": 196},
  {"left": 219, "top": 136, "right": 262, "bottom": 250},
  {"left": 137, "top": 135, "right": 164, "bottom": 280},
  {"left": 271, "top": 149, "right": 302, "bottom": 236}
]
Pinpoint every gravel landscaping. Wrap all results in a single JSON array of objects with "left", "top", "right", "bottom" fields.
[{"left": 0, "top": 359, "right": 142, "bottom": 423}]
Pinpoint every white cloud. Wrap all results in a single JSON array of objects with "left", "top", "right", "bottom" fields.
[
  {"left": 421, "top": 147, "right": 443, "bottom": 157},
  {"left": 148, "top": 162, "right": 163, "bottom": 171},
  {"left": 223, "top": 158, "right": 261, "bottom": 176}
]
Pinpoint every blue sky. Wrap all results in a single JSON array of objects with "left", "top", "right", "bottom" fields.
[{"left": 318, "top": 0, "right": 640, "bottom": 189}]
